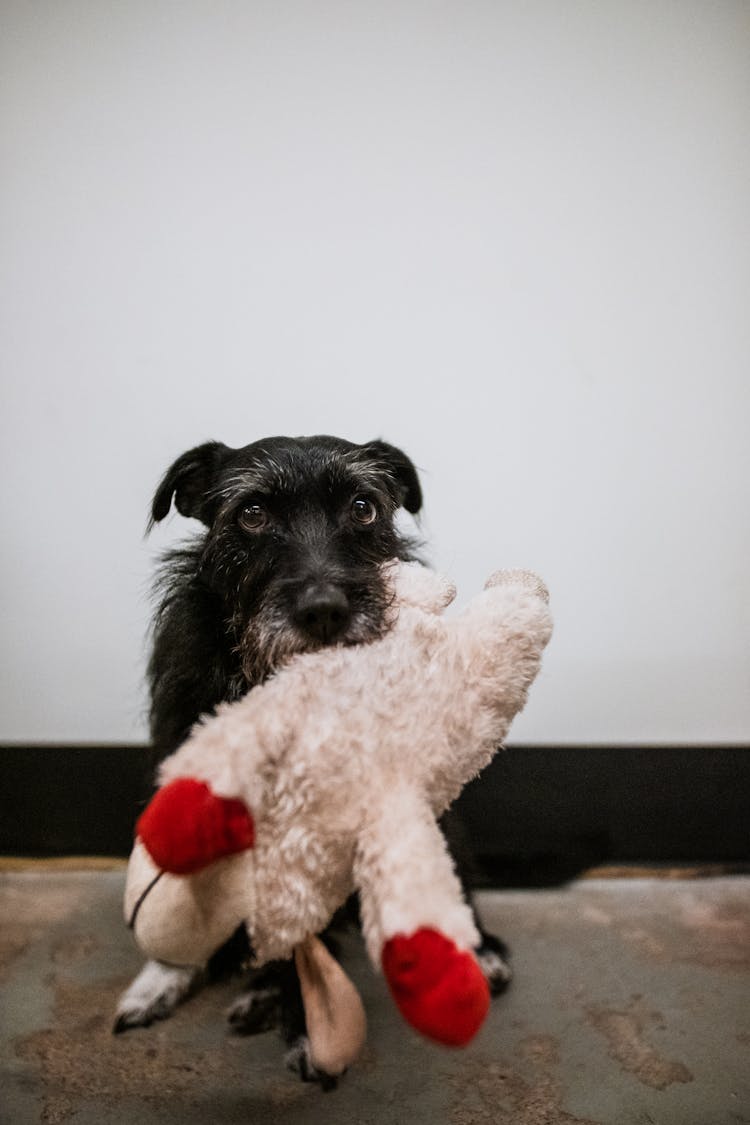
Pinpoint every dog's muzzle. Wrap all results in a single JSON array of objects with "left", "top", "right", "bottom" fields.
[{"left": 293, "top": 583, "right": 352, "bottom": 644}]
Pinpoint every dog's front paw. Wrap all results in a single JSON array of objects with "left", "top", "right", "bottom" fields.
[
  {"left": 475, "top": 932, "right": 513, "bottom": 995},
  {"left": 285, "top": 1035, "right": 339, "bottom": 1091},
  {"left": 113, "top": 960, "right": 198, "bottom": 1033},
  {"left": 227, "top": 985, "right": 282, "bottom": 1035}
]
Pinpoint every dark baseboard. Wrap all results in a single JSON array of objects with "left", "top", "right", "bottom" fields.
[
  {"left": 460, "top": 744, "right": 750, "bottom": 885},
  {"left": 1, "top": 744, "right": 747, "bottom": 886}
]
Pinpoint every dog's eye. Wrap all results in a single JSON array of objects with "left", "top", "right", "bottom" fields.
[
  {"left": 238, "top": 504, "right": 268, "bottom": 533},
  {"left": 351, "top": 497, "right": 377, "bottom": 525}
]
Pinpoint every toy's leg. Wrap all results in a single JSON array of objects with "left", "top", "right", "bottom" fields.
[
  {"left": 137, "top": 777, "right": 255, "bottom": 874},
  {"left": 381, "top": 929, "right": 490, "bottom": 1046},
  {"left": 354, "top": 788, "right": 489, "bottom": 1047}
]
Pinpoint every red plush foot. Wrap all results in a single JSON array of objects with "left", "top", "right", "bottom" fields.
[
  {"left": 136, "top": 778, "right": 255, "bottom": 874},
  {"left": 382, "top": 928, "right": 490, "bottom": 1047}
]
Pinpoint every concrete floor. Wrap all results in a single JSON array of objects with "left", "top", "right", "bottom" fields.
[{"left": 0, "top": 868, "right": 748, "bottom": 1125}]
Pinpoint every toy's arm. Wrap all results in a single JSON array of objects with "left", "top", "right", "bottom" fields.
[
  {"left": 458, "top": 570, "right": 551, "bottom": 652},
  {"left": 449, "top": 569, "right": 552, "bottom": 726},
  {"left": 353, "top": 786, "right": 489, "bottom": 1047}
]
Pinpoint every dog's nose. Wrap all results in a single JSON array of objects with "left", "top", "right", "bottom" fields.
[{"left": 294, "top": 584, "right": 351, "bottom": 644}]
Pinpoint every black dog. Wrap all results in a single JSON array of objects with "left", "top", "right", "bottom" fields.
[{"left": 114, "top": 435, "right": 510, "bottom": 1085}]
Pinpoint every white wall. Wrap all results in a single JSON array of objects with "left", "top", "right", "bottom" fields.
[{"left": 2, "top": 0, "right": 748, "bottom": 744}]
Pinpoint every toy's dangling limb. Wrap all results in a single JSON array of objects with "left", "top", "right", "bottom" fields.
[
  {"left": 354, "top": 787, "right": 490, "bottom": 1047},
  {"left": 294, "top": 935, "right": 367, "bottom": 1078},
  {"left": 124, "top": 778, "right": 257, "bottom": 968}
]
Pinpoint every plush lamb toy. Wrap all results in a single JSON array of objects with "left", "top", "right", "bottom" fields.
[{"left": 124, "top": 563, "right": 552, "bottom": 1075}]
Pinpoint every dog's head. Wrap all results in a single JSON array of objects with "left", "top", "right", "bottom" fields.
[{"left": 150, "top": 436, "right": 423, "bottom": 682}]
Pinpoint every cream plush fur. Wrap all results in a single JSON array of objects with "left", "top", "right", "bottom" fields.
[{"left": 124, "top": 562, "right": 552, "bottom": 1052}]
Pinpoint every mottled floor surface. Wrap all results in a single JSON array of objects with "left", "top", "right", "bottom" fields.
[{"left": 1, "top": 868, "right": 748, "bottom": 1125}]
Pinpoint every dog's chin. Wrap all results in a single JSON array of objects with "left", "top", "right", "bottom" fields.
[{"left": 239, "top": 614, "right": 386, "bottom": 686}]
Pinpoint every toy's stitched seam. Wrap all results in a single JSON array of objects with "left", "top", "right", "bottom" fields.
[{"left": 127, "top": 869, "right": 164, "bottom": 930}]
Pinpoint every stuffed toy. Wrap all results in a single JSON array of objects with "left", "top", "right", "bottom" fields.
[{"left": 124, "top": 562, "right": 552, "bottom": 1075}]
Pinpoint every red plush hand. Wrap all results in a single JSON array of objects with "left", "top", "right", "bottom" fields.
[
  {"left": 136, "top": 777, "right": 255, "bottom": 874},
  {"left": 382, "top": 928, "right": 489, "bottom": 1047}
]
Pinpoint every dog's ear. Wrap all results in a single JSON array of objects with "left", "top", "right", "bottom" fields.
[
  {"left": 365, "top": 441, "right": 423, "bottom": 514},
  {"left": 150, "top": 442, "right": 232, "bottom": 527}
]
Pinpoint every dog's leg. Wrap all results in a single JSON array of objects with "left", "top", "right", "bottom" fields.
[
  {"left": 113, "top": 960, "right": 200, "bottom": 1033},
  {"left": 226, "top": 960, "right": 285, "bottom": 1035},
  {"left": 474, "top": 928, "right": 513, "bottom": 994},
  {"left": 438, "top": 807, "right": 513, "bottom": 995},
  {"left": 229, "top": 956, "right": 339, "bottom": 1090}
]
